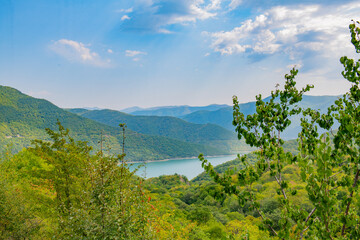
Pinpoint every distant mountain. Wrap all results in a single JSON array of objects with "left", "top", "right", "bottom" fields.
[
  {"left": 83, "top": 107, "right": 103, "bottom": 111},
  {"left": 181, "top": 95, "right": 340, "bottom": 140},
  {"left": 128, "top": 104, "right": 230, "bottom": 117},
  {"left": 64, "top": 108, "right": 90, "bottom": 115},
  {"left": 181, "top": 107, "right": 234, "bottom": 131},
  {"left": 120, "top": 106, "right": 144, "bottom": 114},
  {"left": 67, "top": 108, "right": 250, "bottom": 152},
  {"left": 0, "top": 85, "right": 228, "bottom": 161}
]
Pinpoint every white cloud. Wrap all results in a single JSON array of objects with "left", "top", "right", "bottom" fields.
[
  {"left": 122, "top": 0, "right": 224, "bottom": 33},
  {"left": 229, "top": 0, "right": 242, "bottom": 10},
  {"left": 121, "top": 15, "right": 131, "bottom": 21},
  {"left": 125, "top": 50, "right": 147, "bottom": 57},
  {"left": 117, "top": 7, "right": 133, "bottom": 13},
  {"left": 207, "top": 3, "right": 360, "bottom": 57},
  {"left": 158, "top": 28, "right": 173, "bottom": 34},
  {"left": 167, "top": 0, "right": 219, "bottom": 25},
  {"left": 50, "top": 39, "right": 111, "bottom": 67},
  {"left": 206, "top": 0, "right": 223, "bottom": 11},
  {"left": 107, "top": 49, "right": 113, "bottom": 54},
  {"left": 253, "top": 29, "right": 280, "bottom": 54},
  {"left": 125, "top": 50, "right": 147, "bottom": 61}
]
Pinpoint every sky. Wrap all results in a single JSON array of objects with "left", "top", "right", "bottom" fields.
[{"left": 0, "top": 0, "right": 359, "bottom": 110}]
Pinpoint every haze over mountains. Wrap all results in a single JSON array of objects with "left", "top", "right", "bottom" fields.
[
  {"left": 180, "top": 95, "right": 340, "bottom": 139},
  {"left": 122, "top": 104, "right": 230, "bottom": 117},
  {"left": 168, "top": 95, "right": 338, "bottom": 139},
  {"left": 114, "top": 95, "right": 340, "bottom": 140}
]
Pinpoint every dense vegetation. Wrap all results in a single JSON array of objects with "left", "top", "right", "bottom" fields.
[
  {"left": 1, "top": 21, "right": 360, "bottom": 239},
  {"left": 0, "top": 86, "right": 228, "bottom": 161},
  {"left": 0, "top": 123, "right": 166, "bottom": 239},
  {"left": 0, "top": 130, "right": 308, "bottom": 240},
  {"left": 67, "top": 108, "right": 247, "bottom": 152}
]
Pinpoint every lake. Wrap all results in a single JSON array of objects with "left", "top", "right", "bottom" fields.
[{"left": 129, "top": 154, "right": 238, "bottom": 180}]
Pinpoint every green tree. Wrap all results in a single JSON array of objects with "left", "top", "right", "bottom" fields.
[
  {"left": 200, "top": 67, "right": 312, "bottom": 239},
  {"left": 296, "top": 20, "right": 360, "bottom": 238},
  {"left": 29, "top": 121, "right": 153, "bottom": 239},
  {"left": 0, "top": 146, "right": 42, "bottom": 239},
  {"left": 30, "top": 121, "right": 92, "bottom": 237},
  {"left": 200, "top": 21, "right": 360, "bottom": 239}
]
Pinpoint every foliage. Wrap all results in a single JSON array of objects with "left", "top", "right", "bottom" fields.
[
  {"left": 201, "top": 66, "right": 313, "bottom": 239},
  {"left": 0, "top": 146, "right": 43, "bottom": 239},
  {"left": 2, "top": 20, "right": 360, "bottom": 240},
  {"left": 0, "top": 129, "right": 312, "bottom": 239},
  {"left": 296, "top": 20, "right": 360, "bottom": 239},
  {"left": 226, "top": 216, "right": 271, "bottom": 240},
  {"left": 0, "top": 122, "right": 160, "bottom": 239},
  {"left": 200, "top": 20, "right": 360, "bottom": 239}
]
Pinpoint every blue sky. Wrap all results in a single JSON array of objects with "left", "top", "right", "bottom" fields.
[{"left": 0, "top": 0, "right": 359, "bottom": 110}]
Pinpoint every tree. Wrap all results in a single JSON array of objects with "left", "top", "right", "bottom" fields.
[
  {"left": 29, "top": 121, "right": 153, "bottom": 239},
  {"left": 297, "top": 20, "right": 360, "bottom": 239},
  {"left": 200, "top": 20, "right": 360, "bottom": 239},
  {"left": 0, "top": 146, "right": 42, "bottom": 239},
  {"left": 201, "top": 67, "right": 312, "bottom": 239}
]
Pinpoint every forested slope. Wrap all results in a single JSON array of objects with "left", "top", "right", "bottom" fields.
[
  {"left": 68, "top": 108, "right": 248, "bottom": 152},
  {"left": 0, "top": 85, "right": 228, "bottom": 161}
]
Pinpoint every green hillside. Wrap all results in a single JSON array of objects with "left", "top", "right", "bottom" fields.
[
  {"left": 68, "top": 108, "right": 245, "bottom": 151},
  {"left": 181, "top": 107, "right": 235, "bottom": 131},
  {"left": 0, "top": 85, "right": 228, "bottom": 161},
  {"left": 181, "top": 95, "right": 340, "bottom": 139}
]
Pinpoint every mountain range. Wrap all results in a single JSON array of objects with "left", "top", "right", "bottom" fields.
[
  {"left": 68, "top": 109, "right": 236, "bottom": 144},
  {"left": 117, "top": 95, "right": 339, "bottom": 140},
  {"left": 122, "top": 104, "right": 229, "bottom": 117},
  {"left": 1, "top": 85, "right": 340, "bottom": 162},
  {"left": 180, "top": 95, "right": 340, "bottom": 139},
  {"left": 0, "top": 86, "right": 229, "bottom": 161},
  {"left": 67, "top": 108, "right": 249, "bottom": 152}
]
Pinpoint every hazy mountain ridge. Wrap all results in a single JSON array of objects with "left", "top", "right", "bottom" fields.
[
  {"left": 67, "top": 108, "right": 251, "bottom": 153},
  {"left": 180, "top": 95, "right": 340, "bottom": 139},
  {"left": 0, "top": 85, "right": 228, "bottom": 161},
  {"left": 127, "top": 104, "right": 230, "bottom": 117},
  {"left": 69, "top": 109, "right": 235, "bottom": 140}
]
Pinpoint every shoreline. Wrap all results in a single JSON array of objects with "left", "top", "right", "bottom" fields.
[{"left": 127, "top": 153, "right": 247, "bottom": 164}]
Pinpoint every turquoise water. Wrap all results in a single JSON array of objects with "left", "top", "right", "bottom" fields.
[{"left": 129, "top": 155, "right": 238, "bottom": 180}]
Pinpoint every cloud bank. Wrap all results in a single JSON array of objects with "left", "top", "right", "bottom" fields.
[
  {"left": 125, "top": 50, "right": 147, "bottom": 61},
  {"left": 50, "top": 39, "right": 111, "bottom": 67},
  {"left": 119, "top": 0, "right": 224, "bottom": 33},
  {"left": 207, "top": 2, "right": 360, "bottom": 59}
]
